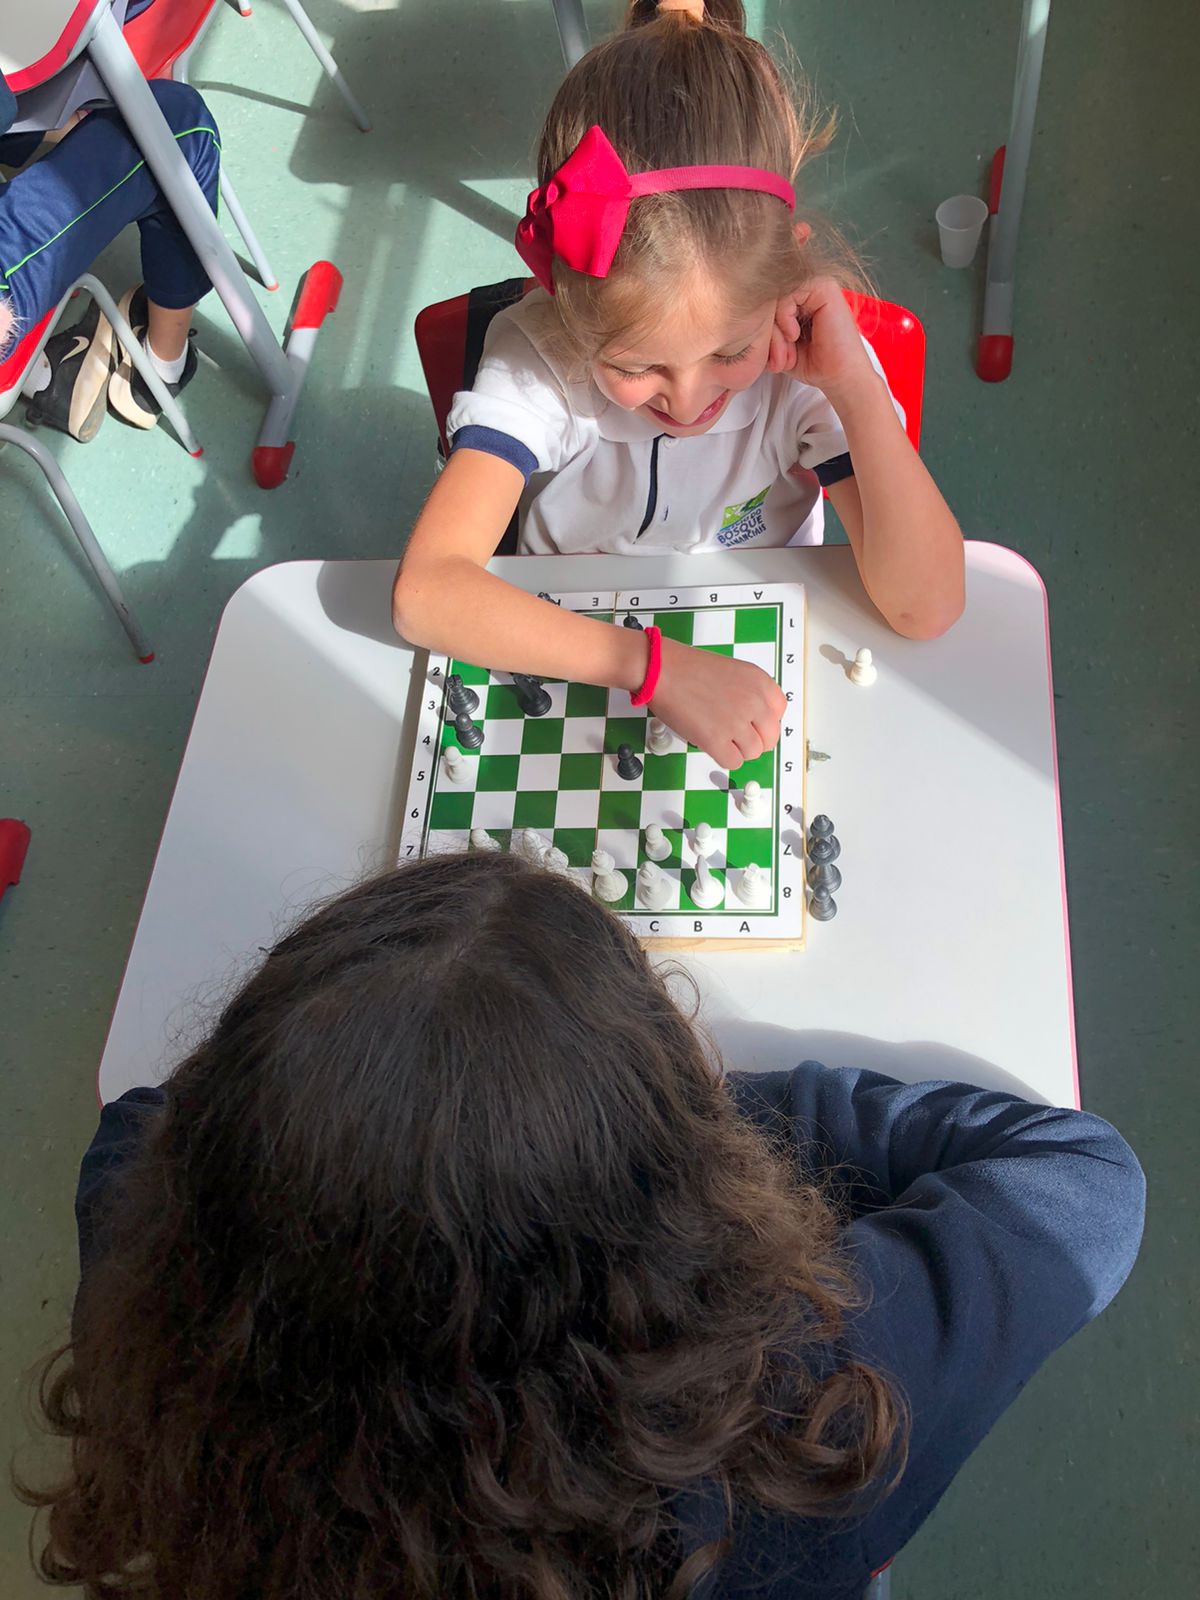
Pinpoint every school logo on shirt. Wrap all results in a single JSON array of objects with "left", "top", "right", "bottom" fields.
[{"left": 717, "top": 486, "right": 771, "bottom": 547}]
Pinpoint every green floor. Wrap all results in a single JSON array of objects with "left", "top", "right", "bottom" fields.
[{"left": 2, "top": 1, "right": 1196, "bottom": 1593}]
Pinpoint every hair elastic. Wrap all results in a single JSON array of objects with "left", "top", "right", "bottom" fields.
[
  {"left": 516, "top": 126, "right": 795, "bottom": 295},
  {"left": 630, "top": 625, "right": 664, "bottom": 707}
]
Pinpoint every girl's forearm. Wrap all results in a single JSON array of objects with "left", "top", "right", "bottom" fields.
[
  {"left": 830, "top": 375, "right": 965, "bottom": 638},
  {"left": 393, "top": 555, "right": 649, "bottom": 691}
]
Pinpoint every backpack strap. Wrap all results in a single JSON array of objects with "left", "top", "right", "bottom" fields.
[{"left": 462, "top": 278, "right": 527, "bottom": 557}]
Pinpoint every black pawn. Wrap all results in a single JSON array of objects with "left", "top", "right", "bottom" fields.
[
  {"left": 808, "top": 859, "right": 842, "bottom": 895},
  {"left": 454, "top": 711, "right": 484, "bottom": 750},
  {"left": 809, "top": 886, "right": 838, "bottom": 921},
  {"left": 808, "top": 814, "right": 835, "bottom": 842},
  {"left": 512, "top": 673, "right": 552, "bottom": 717},
  {"left": 623, "top": 612, "right": 644, "bottom": 630},
  {"left": 615, "top": 742, "right": 643, "bottom": 781},
  {"left": 808, "top": 836, "right": 841, "bottom": 869},
  {"left": 446, "top": 673, "right": 479, "bottom": 717},
  {"left": 808, "top": 824, "right": 840, "bottom": 864}
]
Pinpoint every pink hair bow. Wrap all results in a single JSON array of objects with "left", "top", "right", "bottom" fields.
[{"left": 516, "top": 125, "right": 795, "bottom": 295}]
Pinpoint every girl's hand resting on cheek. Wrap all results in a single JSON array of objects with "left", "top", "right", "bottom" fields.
[
  {"left": 768, "top": 276, "right": 876, "bottom": 401},
  {"left": 650, "top": 637, "right": 787, "bottom": 772}
]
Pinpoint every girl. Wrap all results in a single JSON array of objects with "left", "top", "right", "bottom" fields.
[
  {"left": 393, "top": 1, "right": 965, "bottom": 770},
  {"left": 26, "top": 853, "right": 1141, "bottom": 1600}
]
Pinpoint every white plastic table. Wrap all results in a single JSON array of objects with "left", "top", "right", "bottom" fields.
[{"left": 98, "top": 545, "right": 1078, "bottom": 1109}]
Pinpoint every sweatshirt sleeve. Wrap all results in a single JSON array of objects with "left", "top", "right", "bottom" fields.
[
  {"left": 728, "top": 1064, "right": 1145, "bottom": 1572},
  {"left": 76, "top": 1087, "right": 165, "bottom": 1278}
]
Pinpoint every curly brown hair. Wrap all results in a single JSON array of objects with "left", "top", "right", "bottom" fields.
[{"left": 20, "top": 852, "right": 902, "bottom": 1599}]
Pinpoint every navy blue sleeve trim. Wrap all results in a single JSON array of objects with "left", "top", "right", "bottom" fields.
[
  {"left": 76, "top": 1087, "right": 165, "bottom": 1279},
  {"left": 814, "top": 450, "right": 855, "bottom": 488},
  {"left": 450, "top": 425, "right": 537, "bottom": 482}
]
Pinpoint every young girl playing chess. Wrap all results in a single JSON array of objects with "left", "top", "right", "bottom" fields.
[
  {"left": 27, "top": 853, "right": 1141, "bottom": 1599},
  {"left": 394, "top": 0, "right": 964, "bottom": 770}
]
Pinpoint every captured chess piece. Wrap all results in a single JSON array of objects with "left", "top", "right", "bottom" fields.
[
  {"left": 636, "top": 860, "right": 673, "bottom": 910},
  {"left": 809, "top": 885, "right": 838, "bottom": 921},
  {"left": 643, "top": 824, "right": 671, "bottom": 862},
  {"left": 454, "top": 711, "right": 484, "bottom": 750},
  {"left": 807, "top": 854, "right": 842, "bottom": 895},
  {"left": 646, "top": 717, "right": 673, "bottom": 757},
  {"left": 615, "top": 742, "right": 643, "bottom": 781},
  {"left": 591, "top": 848, "right": 627, "bottom": 902},
  {"left": 689, "top": 850, "right": 723, "bottom": 908},
  {"left": 623, "top": 612, "right": 644, "bottom": 630},
  {"left": 807, "top": 815, "right": 840, "bottom": 862},
  {"left": 512, "top": 673, "right": 552, "bottom": 717},
  {"left": 848, "top": 647, "right": 877, "bottom": 687},
  {"left": 469, "top": 827, "right": 501, "bottom": 852},
  {"left": 446, "top": 672, "right": 479, "bottom": 717}
]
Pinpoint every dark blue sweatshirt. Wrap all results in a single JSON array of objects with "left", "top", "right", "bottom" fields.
[{"left": 76, "top": 1066, "right": 1144, "bottom": 1599}]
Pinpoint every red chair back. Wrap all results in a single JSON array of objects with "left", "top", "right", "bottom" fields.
[
  {"left": 843, "top": 290, "right": 924, "bottom": 447},
  {"left": 123, "top": 0, "right": 217, "bottom": 79},
  {"left": 415, "top": 285, "right": 925, "bottom": 455}
]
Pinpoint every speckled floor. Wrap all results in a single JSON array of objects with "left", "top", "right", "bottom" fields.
[{"left": 1, "top": 2, "right": 1195, "bottom": 1594}]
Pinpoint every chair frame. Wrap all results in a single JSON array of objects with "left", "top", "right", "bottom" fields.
[{"left": 1, "top": 272, "right": 204, "bottom": 660}]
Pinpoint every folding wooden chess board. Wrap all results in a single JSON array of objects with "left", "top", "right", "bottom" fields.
[{"left": 399, "top": 582, "right": 808, "bottom": 948}]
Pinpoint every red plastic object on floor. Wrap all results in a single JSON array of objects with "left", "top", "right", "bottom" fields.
[{"left": 0, "top": 820, "right": 32, "bottom": 902}]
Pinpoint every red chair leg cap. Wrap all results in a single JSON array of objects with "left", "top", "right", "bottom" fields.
[
  {"left": 976, "top": 334, "right": 1013, "bottom": 383},
  {"left": 190, "top": 447, "right": 204, "bottom": 458},
  {"left": 138, "top": 651, "right": 156, "bottom": 664},
  {"left": 253, "top": 442, "right": 295, "bottom": 489}
]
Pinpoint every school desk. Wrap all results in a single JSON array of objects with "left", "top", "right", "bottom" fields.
[{"left": 98, "top": 544, "right": 1079, "bottom": 1110}]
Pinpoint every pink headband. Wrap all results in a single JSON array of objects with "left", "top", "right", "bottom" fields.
[{"left": 515, "top": 125, "right": 795, "bottom": 295}]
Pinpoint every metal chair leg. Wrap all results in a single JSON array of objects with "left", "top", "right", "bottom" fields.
[
  {"left": 0, "top": 423, "right": 154, "bottom": 661},
  {"left": 276, "top": 0, "right": 371, "bottom": 131},
  {"left": 76, "top": 275, "right": 203, "bottom": 458},
  {"left": 551, "top": 0, "right": 589, "bottom": 67},
  {"left": 218, "top": 168, "right": 279, "bottom": 291},
  {"left": 863, "top": 1567, "right": 893, "bottom": 1600}
]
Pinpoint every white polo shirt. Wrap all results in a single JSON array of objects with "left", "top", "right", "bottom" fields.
[{"left": 445, "top": 289, "right": 900, "bottom": 556}]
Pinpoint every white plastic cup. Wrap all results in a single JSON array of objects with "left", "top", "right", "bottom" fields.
[{"left": 935, "top": 194, "right": 989, "bottom": 268}]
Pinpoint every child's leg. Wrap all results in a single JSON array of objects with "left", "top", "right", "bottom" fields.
[
  {"left": 0, "top": 82, "right": 220, "bottom": 342},
  {"left": 0, "top": 82, "right": 221, "bottom": 438}
]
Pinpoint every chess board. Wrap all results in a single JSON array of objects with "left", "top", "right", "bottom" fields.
[{"left": 399, "top": 582, "right": 807, "bottom": 948}]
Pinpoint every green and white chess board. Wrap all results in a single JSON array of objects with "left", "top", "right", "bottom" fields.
[{"left": 399, "top": 582, "right": 807, "bottom": 947}]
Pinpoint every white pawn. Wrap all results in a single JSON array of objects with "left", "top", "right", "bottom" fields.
[
  {"left": 591, "top": 848, "right": 627, "bottom": 903},
  {"left": 849, "top": 646, "right": 877, "bottom": 687},
  {"left": 689, "top": 850, "right": 723, "bottom": 908},
  {"left": 646, "top": 717, "right": 673, "bottom": 757},
  {"left": 734, "top": 861, "right": 770, "bottom": 908},
  {"left": 636, "top": 860, "right": 673, "bottom": 911},
  {"left": 737, "top": 778, "right": 767, "bottom": 821},
  {"left": 469, "top": 827, "right": 501, "bottom": 852},
  {"left": 443, "top": 746, "right": 470, "bottom": 785},
  {"left": 643, "top": 823, "right": 671, "bottom": 862},
  {"left": 545, "top": 845, "right": 570, "bottom": 874},
  {"left": 693, "top": 821, "right": 717, "bottom": 858}
]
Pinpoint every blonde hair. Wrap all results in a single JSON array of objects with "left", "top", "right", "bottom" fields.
[{"left": 538, "top": 1, "right": 853, "bottom": 359}]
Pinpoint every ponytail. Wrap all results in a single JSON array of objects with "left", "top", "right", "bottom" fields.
[{"left": 625, "top": 1, "right": 747, "bottom": 30}]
